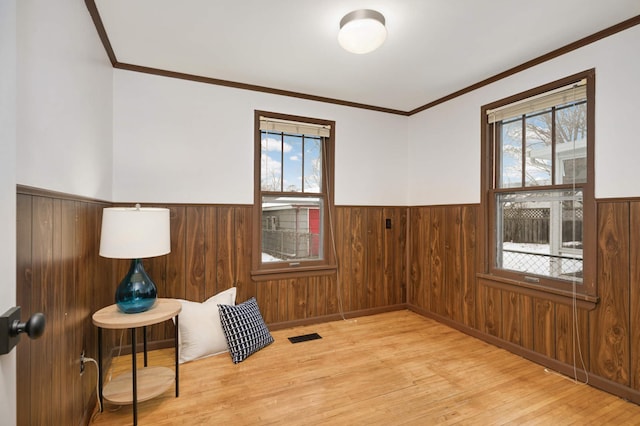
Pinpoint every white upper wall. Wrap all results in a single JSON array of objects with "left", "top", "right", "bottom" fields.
[
  {"left": 14, "top": 2, "right": 639, "bottom": 208},
  {"left": 16, "top": 0, "right": 113, "bottom": 200},
  {"left": 408, "top": 24, "right": 640, "bottom": 205},
  {"left": 113, "top": 70, "right": 408, "bottom": 206},
  {"left": 0, "top": 0, "right": 17, "bottom": 423}
]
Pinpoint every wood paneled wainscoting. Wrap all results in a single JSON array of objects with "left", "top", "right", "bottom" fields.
[
  {"left": 408, "top": 200, "right": 640, "bottom": 405},
  {"left": 16, "top": 187, "right": 115, "bottom": 426}
]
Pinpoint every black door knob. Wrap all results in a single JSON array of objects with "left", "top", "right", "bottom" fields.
[{"left": 10, "top": 313, "right": 46, "bottom": 339}]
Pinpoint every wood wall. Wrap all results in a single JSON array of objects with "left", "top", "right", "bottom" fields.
[
  {"left": 16, "top": 189, "right": 115, "bottom": 426},
  {"left": 408, "top": 205, "right": 479, "bottom": 327},
  {"left": 408, "top": 201, "right": 640, "bottom": 403}
]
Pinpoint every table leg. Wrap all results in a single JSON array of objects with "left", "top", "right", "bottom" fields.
[
  {"left": 175, "top": 314, "right": 179, "bottom": 397},
  {"left": 143, "top": 325, "right": 148, "bottom": 367},
  {"left": 98, "top": 327, "right": 103, "bottom": 411},
  {"left": 131, "top": 327, "right": 137, "bottom": 426}
]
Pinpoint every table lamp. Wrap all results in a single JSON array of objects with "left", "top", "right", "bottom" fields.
[{"left": 99, "top": 204, "right": 171, "bottom": 314}]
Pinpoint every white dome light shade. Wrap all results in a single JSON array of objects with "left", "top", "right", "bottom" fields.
[
  {"left": 338, "top": 9, "right": 387, "bottom": 54},
  {"left": 99, "top": 206, "right": 171, "bottom": 259}
]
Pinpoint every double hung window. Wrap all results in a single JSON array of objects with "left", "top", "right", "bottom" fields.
[
  {"left": 252, "top": 111, "right": 335, "bottom": 278},
  {"left": 483, "top": 71, "right": 595, "bottom": 298}
]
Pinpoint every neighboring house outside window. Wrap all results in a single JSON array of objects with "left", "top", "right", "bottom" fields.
[
  {"left": 481, "top": 70, "right": 596, "bottom": 299},
  {"left": 252, "top": 111, "right": 336, "bottom": 279}
]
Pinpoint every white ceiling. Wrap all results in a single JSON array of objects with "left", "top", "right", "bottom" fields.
[{"left": 93, "top": 0, "right": 640, "bottom": 113}]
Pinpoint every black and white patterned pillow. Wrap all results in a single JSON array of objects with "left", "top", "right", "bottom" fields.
[{"left": 218, "top": 297, "right": 274, "bottom": 363}]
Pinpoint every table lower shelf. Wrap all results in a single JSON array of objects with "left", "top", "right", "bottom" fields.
[{"left": 103, "top": 366, "right": 175, "bottom": 405}]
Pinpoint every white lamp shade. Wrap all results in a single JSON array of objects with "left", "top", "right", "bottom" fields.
[
  {"left": 338, "top": 9, "right": 387, "bottom": 54},
  {"left": 99, "top": 206, "right": 171, "bottom": 259}
]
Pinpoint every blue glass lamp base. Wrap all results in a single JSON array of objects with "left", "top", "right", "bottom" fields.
[{"left": 116, "top": 259, "right": 158, "bottom": 314}]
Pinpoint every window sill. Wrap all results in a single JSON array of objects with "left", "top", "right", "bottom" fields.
[
  {"left": 476, "top": 273, "right": 599, "bottom": 310},
  {"left": 251, "top": 264, "right": 337, "bottom": 281}
]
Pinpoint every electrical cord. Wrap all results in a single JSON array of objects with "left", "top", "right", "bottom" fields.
[
  {"left": 567, "top": 84, "right": 588, "bottom": 386},
  {"left": 82, "top": 356, "right": 102, "bottom": 414},
  {"left": 89, "top": 330, "right": 127, "bottom": 420},
  {"left": 322, "top": 137, "right": 347, "bottom": 321}
]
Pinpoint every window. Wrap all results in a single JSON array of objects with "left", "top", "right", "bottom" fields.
[
  {"left": 482, "top": 70, "right": 596, "bottom": 298},
  {"left": 252, "top": 111, "right": 336, "bottom": 278}
]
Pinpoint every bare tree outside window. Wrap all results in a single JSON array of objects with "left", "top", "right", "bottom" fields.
[{"left": 500, "top": 102, "right": 587, "bottom": 188}]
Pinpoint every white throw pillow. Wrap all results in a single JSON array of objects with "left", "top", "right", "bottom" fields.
[{"left": 175, "top": 287, "right": 237, "bottom": 364}]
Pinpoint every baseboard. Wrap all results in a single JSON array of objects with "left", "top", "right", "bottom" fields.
[{"left": 407, "top": 303, "right": 640, "bottom": 405}]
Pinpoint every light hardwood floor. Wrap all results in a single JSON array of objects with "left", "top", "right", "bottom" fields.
[{"left": 90, "top": 310, "right": 640, "bottom": 425}]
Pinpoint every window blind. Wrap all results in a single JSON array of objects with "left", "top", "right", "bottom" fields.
[
  {"left": 487, "top": 79, "right": 586, "bottom": 123},
  {"left": 260, "top": 117, "right": 331, "bottom": 138}
]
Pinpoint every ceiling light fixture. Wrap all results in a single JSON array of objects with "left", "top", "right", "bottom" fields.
[{"left": 338, "top": 9, "right": 387, "bottom": 54}]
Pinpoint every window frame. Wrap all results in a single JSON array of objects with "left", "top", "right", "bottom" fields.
[
  {"left": 252, "top": 110, "right": 336, "bottom": 280},
  {"left": 480, "top": 70, "right": 597, "bottom": 300}
]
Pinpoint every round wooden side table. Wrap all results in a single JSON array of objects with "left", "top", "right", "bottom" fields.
[{"left": 93, "top": 298, "right": 181, "bottom": 426}]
